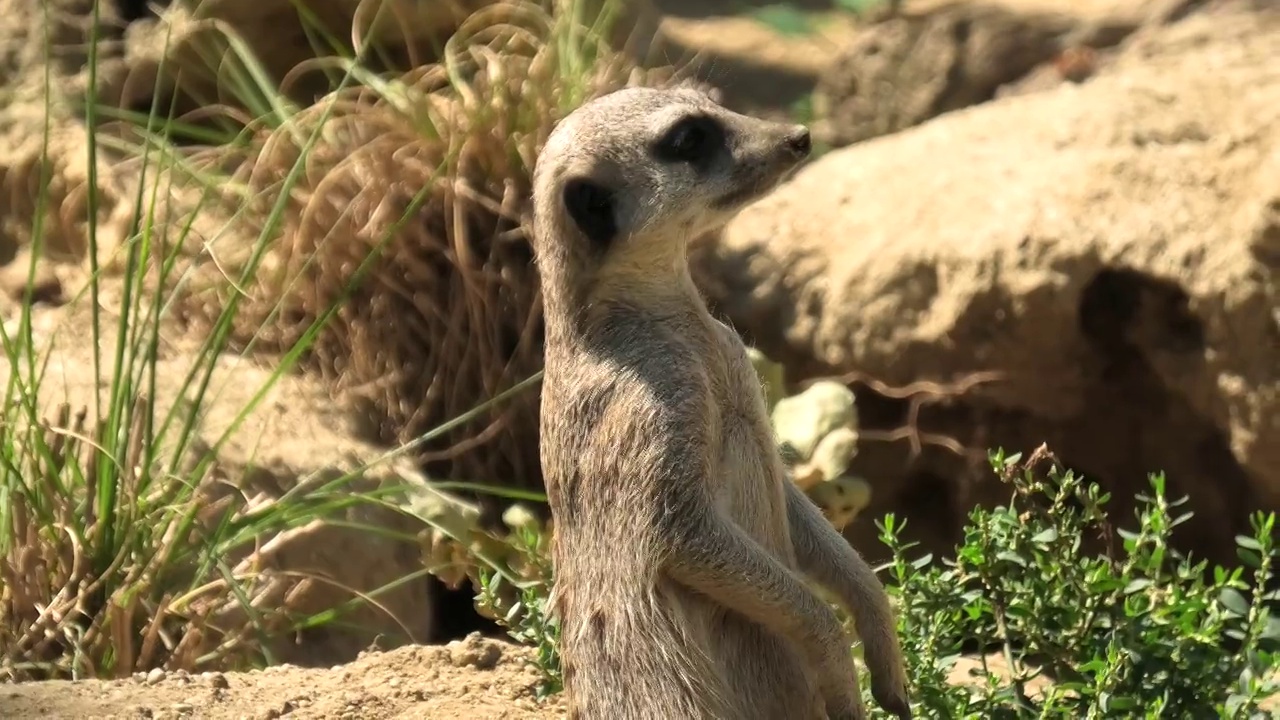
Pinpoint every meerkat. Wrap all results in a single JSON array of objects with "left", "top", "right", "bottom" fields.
[{"left": 530, "top": 86, "right": 912, "bottom": 720}]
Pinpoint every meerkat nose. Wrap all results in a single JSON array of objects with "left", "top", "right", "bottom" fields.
[{"left": 784, "top": 125, "right": 812, "bottom": 158}]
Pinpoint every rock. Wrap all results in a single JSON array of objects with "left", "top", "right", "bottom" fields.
[
  {"left": 145, "top": 668, "right": 166, "bottom": 685},
  {"left": 771, "top": 380, "right": 861, "bottom": 489},
  {"left": 694, "top": 0, "right": 1280, "bottom": 567},
  {"left": 808, "top": 475, "right": 874, "bottom": 531},
  {"left": 446, "top": 633, "right": 503, "bottom": 670},
  {"left": 749, "top": 351, "right": 875, "bottom": 527},
  {"left": 812, "top": 1, "right": 1143, "bottom": 148},
  {"left": 206, "top": 673, "right": 229, "bottom": 690},
  {"left": 773, "top": 382, "right": 859, "bottom": 459},
  {"left": 747, "top": 346, "right": 787, "bottom": 411}
]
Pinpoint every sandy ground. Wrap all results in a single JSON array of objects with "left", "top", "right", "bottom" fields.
[
  {"left": 2, "top": 633, "right": 1042, "bottom": 719},
  {"left": 2, "top": 635, "right": 1271, "bottom": 718},
  {"left": 1, "top": 635, "right": 565, "bottom": 720}
]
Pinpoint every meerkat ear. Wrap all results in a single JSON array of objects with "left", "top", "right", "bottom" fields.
[{"left": 562, "top": 176, "right": 617, "bottom": 247}]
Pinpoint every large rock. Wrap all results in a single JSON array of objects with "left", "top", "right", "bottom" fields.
[
  {"left": 812, "top": 2, "right": 1085, "bottom": 147},
  {"left": 694, "top": 1, "right": 1279, "bottom": 566},
  {"left": 810, "top": 0, "right": 1163, "bottom": 148}
]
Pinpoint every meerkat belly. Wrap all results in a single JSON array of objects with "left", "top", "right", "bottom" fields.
[
  {"left": 710, "top": 610, "right": 825, "bottom": 719},
  {"left": 658, "top": 573, "right": 825, "bottom": 720}
]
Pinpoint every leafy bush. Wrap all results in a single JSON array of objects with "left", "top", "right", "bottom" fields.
[
  {"left": 869, "top": 445, "right": 1278, "bottom": 717},
  {"left": 475, "top": 522, "right": 561, "bottom": 699}
]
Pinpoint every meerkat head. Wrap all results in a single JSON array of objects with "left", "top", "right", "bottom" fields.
[{"left": 531, "top": 86, "right": 810, "bottom": 279}]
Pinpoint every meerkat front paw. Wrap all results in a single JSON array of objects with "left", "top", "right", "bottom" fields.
[{"left": 822, "top": 663, "right": 911, "bottom": 720}]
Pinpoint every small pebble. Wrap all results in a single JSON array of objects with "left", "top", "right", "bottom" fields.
[
  {"left": 447, "top": 633, "right": 503, "bottom": 670},
  {"left": 146, "top": 668, "right": 166, "bottom": 685}
]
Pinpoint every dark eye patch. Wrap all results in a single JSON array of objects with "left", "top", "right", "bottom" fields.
[
  {"left": 652, "top": 115, "right": 724, "bottom": 169},
  {"left": 562, "top": 176, "right": 617, "bottom": 248}
]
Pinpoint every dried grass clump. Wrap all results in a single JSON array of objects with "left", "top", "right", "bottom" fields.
[{"left": 182, "top": 0, "right": 671, "bottom": 508}]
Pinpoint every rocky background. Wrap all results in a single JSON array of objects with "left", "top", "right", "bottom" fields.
[{"left": 0, "top": 0, "right": 1276, "bottom": 715}]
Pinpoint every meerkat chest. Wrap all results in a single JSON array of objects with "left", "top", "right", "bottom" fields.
[
  {"left": 710, "top": 332, "right": 792, "bottom": 549},
  {"left": 715, "top": 415, "right": 789, "bottom": 545}
]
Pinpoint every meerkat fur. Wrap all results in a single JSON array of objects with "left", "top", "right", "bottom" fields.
[{"left": 530, "top": 85, "right": 912, "bottom": 720}]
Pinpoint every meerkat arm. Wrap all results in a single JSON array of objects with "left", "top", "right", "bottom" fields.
[
  {"left": 784, "top": 482, "right": 913, "bottom": 719},
  {"left": 660, "top": 495, "right": 865, "bottom": 717}
]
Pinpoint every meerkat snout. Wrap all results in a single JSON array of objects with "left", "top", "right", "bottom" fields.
[{"left": 783, "top": 125, "right": 812, "bottom": 158}]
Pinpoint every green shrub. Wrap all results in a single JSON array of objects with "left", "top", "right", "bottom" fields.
[
  {"left": 869, "top": 445, "right": 1278, "bottom": 718},
  {"left": 475, "top": 523, "right": 561, "bottom": 699}
]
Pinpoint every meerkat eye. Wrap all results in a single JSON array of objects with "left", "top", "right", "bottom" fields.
[
  {"left": 654, "top": 116, "right": 721, "bottom": 166},
  {"left": 668, "top": 122, "right": 706, "bottom": 158}
]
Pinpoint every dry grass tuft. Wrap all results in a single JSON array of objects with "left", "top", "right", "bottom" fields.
[
  {"left": 0, "top": 395, "right": 407, "bottom": 680},
  {"left": 2, "top": 404, "right": 238, "bottom": 679},
  {"left": 180, "top": 0, "right": 672, "bottom": 509}
]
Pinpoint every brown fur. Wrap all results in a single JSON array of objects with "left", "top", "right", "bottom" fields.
[{"left": 531, "top": 86, "right": 912, "bottom": 720}]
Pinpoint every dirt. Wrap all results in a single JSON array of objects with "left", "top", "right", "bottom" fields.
[
  {"left": 810, "top": 2, "right": 1136, "bottom": 147},
  {"left": 1, "top": 632, "right": 1049, "bottom": 719},
  {"left": 0, "top": 635, "right": 566, "bottom": 720}
]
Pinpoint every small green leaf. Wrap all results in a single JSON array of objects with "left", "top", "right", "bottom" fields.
[
  {"left": 911, "top": 553, "right": 934, "bottom": 569},
  {"left": 1124, "top": 578, "right": 1153, "bottom": 594},
  {"left": 996, "top": 551, "right": 1028, "bottom": 567},
  {"left": 1238, "top": 547, "right": 1263, "bottom": 568},
  {"left": 1263, "top": 616, "right": 1280, "bottom": 641},
  {"left": 1235, "top": 535, "right": 1264, "bottom": 551},
  {"left": 1107, "top": 697, "right": 1138, "bottom": 710},
  {"left": 1220, "top": 588, "right": 1251, "bottom": 617},
  {"left": 1032, "top": 528, "right": 1059, "bottom": 544}
]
